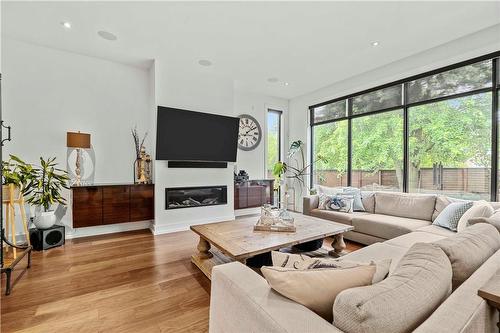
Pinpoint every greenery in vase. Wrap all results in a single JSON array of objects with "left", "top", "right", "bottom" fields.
[
  {"left": 2, "top": 154, "right": 36, "bottom": 191},
  {"left": 25, "top": 157, "right": 70, "bottom": 212},
  {"left": 272, "top": 140, "right": 327, "bottom": 194}
]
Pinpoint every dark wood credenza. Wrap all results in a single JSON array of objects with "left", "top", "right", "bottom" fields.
[
  {"left": 234, "top": 179, "right": 274, "bottom": 210},
  {"left": 71, "top": 183, "right": 154, "bottom": 228}
]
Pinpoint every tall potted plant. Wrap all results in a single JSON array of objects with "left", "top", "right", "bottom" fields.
[
  {"left": 25, "top": 157, "right": 70, "bottom": 229},
  {"left": 2, "top": 155, "right": 35, "bottom": 200},
  {"left": 272, "top": 140, "right": 327, "bottom": 208}
]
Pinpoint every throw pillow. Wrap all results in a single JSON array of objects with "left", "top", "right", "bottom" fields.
[
  {"left": 270, "top": 251, "right": 391, "bottom": 283},
  {"left": 432, "top": 201, "right": 473, "bottom": 231},
  {"left": 318, "top": 193, "right": 331, "bottom": 210},
  {"left": 317, "top": 185, "right": 343, "bottom": 196},
  {"left": 432, "top": 195, "right": 466, "bottom": 221},
  {"left": 328, "top": 194, "right": 354, "bottom": 213},
  {"left": 271, "top": 251, "right": 310, "bottom": 268},
  {"left": 294, "top": 258, "right": 391, "bottom": 284},
  {"left": 342, "top": 187, "right": 365, "bottom": 212},
  {"left": 261, "top": 263, "right": 377, "bottom": 322},
  {"left": 490, "top": 208, "right": 500, "bottom": 220},
  {"left": 456, "top": 200, "right": 494, "bottom": 232},
  {"left": 433, "top": 223, "right": 500, "bottom": 289},
  {"left": 333, "top": 243, "right": 452, "bottom": 333},
  {"left": 469, "top": 217, "right": 500, "bottom": 233}
]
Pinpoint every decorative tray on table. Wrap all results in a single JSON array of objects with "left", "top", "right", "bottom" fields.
[{"left": 254, "top": 205, "right": 296, "bottom": 232}]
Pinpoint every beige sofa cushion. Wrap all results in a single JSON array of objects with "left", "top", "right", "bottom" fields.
[
  {"left": 342, "top": 242, "right": 408, "bottom": 274},
  {"left": 469, "top": 217, "right": 500, "bottom": 233},
  {"left": 414, "top": 249, "right": 500, "bottom": 333},
  {"left": 261, "top": 264, "right": 377, "bottom": 322},
  {"left": 385, "top": 231, "right": 446, "bottom": 249},
  {"left": 310, "top": 209, "right": 369, "bottom": 226},
  {"left": 375, "top": 192, "right": 436, "bottom": 221},
  {"left": 434, "top": 223, "right": 500, "bottom": 289},
  {"left": 303, "top": 195, "right": 319, "bottom": 215},
  {"left": 352, "top": 214, "right": 430, "bottom": 240},
  {"left": 333, "top": 243, "right": 452, "bottom": 333},
  {"left": 416, "top": 224, "right": 456, "bottom": 237}
]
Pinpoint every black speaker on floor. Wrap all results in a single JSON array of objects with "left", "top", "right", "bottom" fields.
[{"left": 29, "top": 225, "right": 65, "bottom": 251}]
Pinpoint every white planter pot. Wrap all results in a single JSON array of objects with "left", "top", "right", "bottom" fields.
[{"left": 33, "top": 211, "right": 57, "bottom": 229}]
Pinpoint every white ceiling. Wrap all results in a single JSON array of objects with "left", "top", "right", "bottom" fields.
[{"left": 3, "top": 1, "right": 500, "bottom": 99}]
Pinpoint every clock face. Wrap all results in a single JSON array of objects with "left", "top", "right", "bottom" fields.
[{"left": 238, "top": 114, "right": 262, "bottom": 151}]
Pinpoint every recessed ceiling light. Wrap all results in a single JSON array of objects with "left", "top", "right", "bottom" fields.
[
  {"left": 198, "top": 59, "right": 212, "bottom": 66},
  {"left": 267, "top": 77, "right": 279, "bottom": 83},
  {"left": 284, "top": 82, "right": 289, "bottom": 86},
  {"left": 98, "top": 30, "right": 118, "bottom": 41},
  {"left": 371, "top": 41, "right": 380, "bottom": 47},
  {"left": 61, "top": 21, "right": 72, "bottom": 29}
]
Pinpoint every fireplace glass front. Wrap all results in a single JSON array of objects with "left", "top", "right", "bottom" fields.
[{"left": 165, "top": 185, "right": 227, "bottom": 209}]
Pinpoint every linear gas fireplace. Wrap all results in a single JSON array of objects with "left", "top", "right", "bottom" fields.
[{"left": 165, "top": 185, "right": 227, "bottom": 210}]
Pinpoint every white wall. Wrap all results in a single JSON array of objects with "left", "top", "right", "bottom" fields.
[
  {"left": 2, "top": 39, "right": 152, "bottom": 237},
  {"left": 289, "top": 25, "right": 500, "bottom": 211}
]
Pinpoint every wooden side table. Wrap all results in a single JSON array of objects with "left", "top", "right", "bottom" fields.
[{"left": 478, "top": 268, "right": 500, "bottom": 332}]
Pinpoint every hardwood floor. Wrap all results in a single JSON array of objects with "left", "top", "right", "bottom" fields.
[{"left": 1, "top": 229, "right": 363, "bottom": 333}]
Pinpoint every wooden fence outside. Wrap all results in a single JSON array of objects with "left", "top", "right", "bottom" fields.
[{"left": 314, "top": 167, "right": 491, "bottom": 200}]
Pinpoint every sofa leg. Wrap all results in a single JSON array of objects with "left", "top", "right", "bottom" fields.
[{"left": 329, "top": 234, "right": 346, "bottom": 257}]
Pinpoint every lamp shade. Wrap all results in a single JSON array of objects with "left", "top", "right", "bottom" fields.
[{"left": 67, "top": 132, "right": 91, "bottom": 148}]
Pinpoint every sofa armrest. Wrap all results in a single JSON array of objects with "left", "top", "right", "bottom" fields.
[
  {"left": 303, "top": 195, "right": 319, "bottom": 215},
  {"left": 210, "top": 262, "right": 342, "bottom": 333}
]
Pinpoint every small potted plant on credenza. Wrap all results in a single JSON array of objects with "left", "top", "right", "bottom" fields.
[{"left": 25, "top": 157, "right": 70, "bottom": 229}]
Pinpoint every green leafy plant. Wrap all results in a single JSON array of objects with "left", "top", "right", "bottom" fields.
[
  {"left": 272, "top": 140, "right": 327, "bottom": 194},
  {"left": 2, "top": 154, "right": 36, "bottom": 191},
  {"left": 25, "top": 157, "right": 70, "bottom": 212}
]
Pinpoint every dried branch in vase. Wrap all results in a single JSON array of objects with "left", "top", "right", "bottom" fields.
[{"left": 131, "top": 126, "right": 148, "bottom": 159}]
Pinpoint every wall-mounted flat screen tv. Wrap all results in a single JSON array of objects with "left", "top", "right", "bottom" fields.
[{"left": 156, "top": 106, "right": 239, "bottom": 162}]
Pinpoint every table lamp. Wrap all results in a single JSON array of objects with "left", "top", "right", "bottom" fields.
[{"left": 67, "top": 131, "right": 91, "bottom": 186}]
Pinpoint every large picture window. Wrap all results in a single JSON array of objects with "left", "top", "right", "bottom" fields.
[
  {"left": 352, "top": 110, "right": 404, "bottom": 191},
  {"left": 267, "top": 109, "right": 282, "bottom": 178},
  {"left": 408, "top": 93, "right": 491, "bottom": 200},
  {"left": 312, "top": 120, "right": 348, "bottom": 187},
  {"left": 310, "top": 52, "right": 499, "bottom": 200}
]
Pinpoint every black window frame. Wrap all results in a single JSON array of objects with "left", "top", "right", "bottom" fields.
[{"left": 310, "top": 50, "right": 500, "bottom": 200}]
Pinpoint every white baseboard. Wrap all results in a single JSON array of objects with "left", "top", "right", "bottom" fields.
[
  {"left": 234, "top": 207, "right": 260, "bottom": 217},
  {"left": 67, "top": 221, "right": 153, "bottom": 239},
  {"left": 8, "top": 222, "right": 153, "bottom": 243},
  {"left": 150, "top": 215, "right": 235, "bottom": 235}
]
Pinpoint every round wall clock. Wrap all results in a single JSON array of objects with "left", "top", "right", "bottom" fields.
[{"left": 238, "top": 114, "right": 262, "bottom": 151}]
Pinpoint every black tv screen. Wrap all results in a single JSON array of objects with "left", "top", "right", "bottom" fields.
[{"left": 156, "top": 106, "right": 239, "bottom": 162}]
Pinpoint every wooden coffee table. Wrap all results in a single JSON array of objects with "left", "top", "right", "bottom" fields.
[{"left": 190, "top": 212, "right": 353, "bottom": 279}]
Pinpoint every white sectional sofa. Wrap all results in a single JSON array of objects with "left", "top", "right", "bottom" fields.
[{"left": 209, "top": 190, "right": 500, "bottom": 333}]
